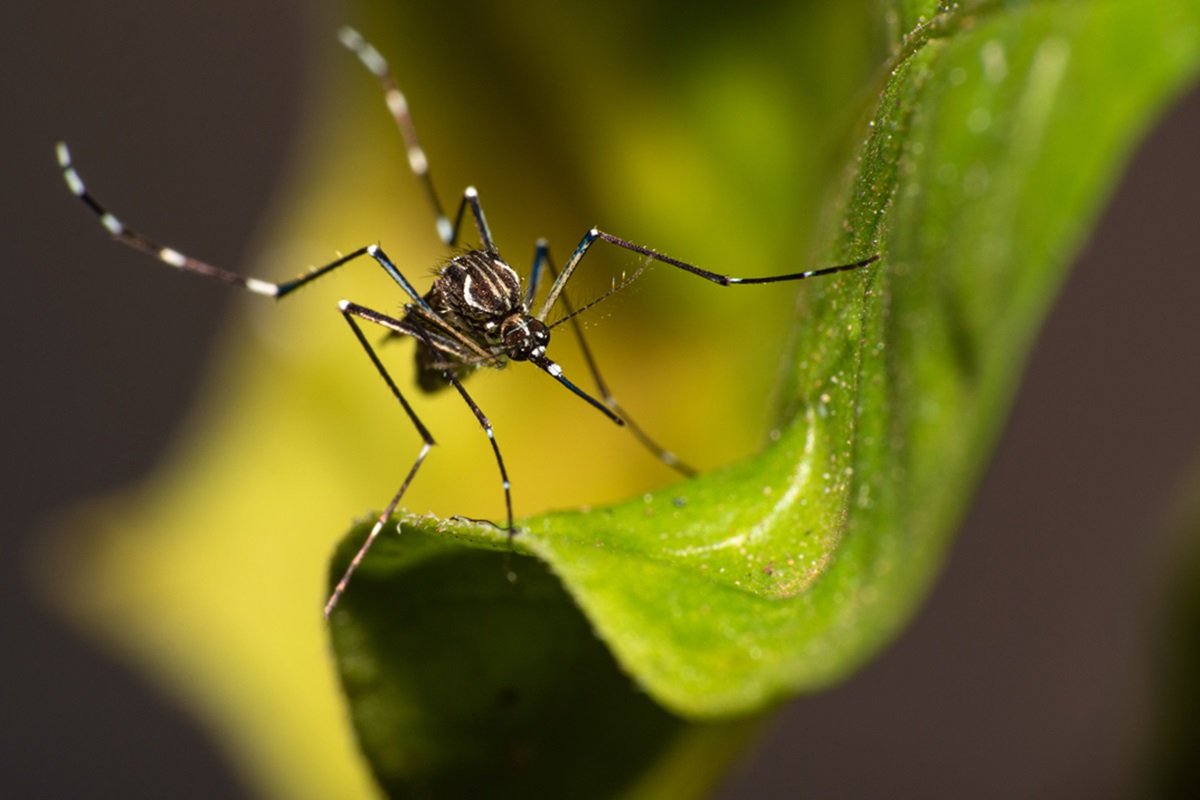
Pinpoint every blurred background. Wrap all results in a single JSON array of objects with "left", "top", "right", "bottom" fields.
[{"left": 4, "top": 1, "right": 1199, "bottom": 797}]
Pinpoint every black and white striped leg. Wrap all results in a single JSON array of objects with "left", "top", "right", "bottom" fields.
[
  {"left": 338, "top": 27, "right": 498, "bottom": 254},
  {"left": 447, "top": 187, "right": 496, "bottom": 252},
  {"left": 57, "top": 142, "right": 281, "bottom": 296},
  {"left": 337, "top": 26, "right": 451, "bottom": 243},
  {"left": 325, "top": 303, "right": 437, "bottom": 617},
  {"left": 332, "top": 301, "right": 516, "bottom": 603},
  {"left": 536, "top": 228, "right": 880, "bottom": 321},
  {"left": 57, "top": 142, "right": 441, "bottom": 307},
  {"left": 341, "top": 300, "right": 515, "bottom": 531},
  {"left": 446, "top": 369, "right": 515, "bottom": 536},
  {"left": 529, "top": 240, "right": 696, "bottom": 477}
]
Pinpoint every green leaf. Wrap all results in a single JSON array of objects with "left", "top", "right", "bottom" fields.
[
  {"left": 327, "top": 0, "right": 1200, "bottom": 791},
  {"left": 329, "top": 528, "right": 760, "bottom": 798}
]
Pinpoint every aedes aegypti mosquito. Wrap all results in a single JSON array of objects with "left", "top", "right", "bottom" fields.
[{"left": 57, "top": 27, "right": 879, "bottom": 617}]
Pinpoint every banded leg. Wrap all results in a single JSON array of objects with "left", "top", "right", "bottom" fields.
[
  {"left": 326, "top": 302, "right": 438, "bottom": 618},
  {"left": 333, "top": 301, "right": 516, "bottom": 603},
  {"left": 56, "top": 142, "right": 442, "bottom": 308},
  {"left": 57, "top": 142, "right": 282, "bottom": 297},
  {"left": 536, "top": 227, "right": 880, "bottom": 321},
  {"left": 338, "top": 27, "right": 497, "bottom": 253},
  {"left": 529, "top": 240, "right": 696, "bottom": 477}
]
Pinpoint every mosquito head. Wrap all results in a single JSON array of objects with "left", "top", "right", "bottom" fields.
[{"left": 500, "top": 314, "right": 550, "bottom": 361}]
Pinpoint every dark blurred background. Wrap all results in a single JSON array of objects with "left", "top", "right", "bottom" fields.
[{"left": 5, "top": 1, "right": 1199, "bottom": 797}]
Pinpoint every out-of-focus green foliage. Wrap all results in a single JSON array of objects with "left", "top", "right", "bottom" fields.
[{"left": 47, "top": 1, "right": 1199, "bottom": 798}]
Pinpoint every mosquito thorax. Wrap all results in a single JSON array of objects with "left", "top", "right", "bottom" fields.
[
  {"left": 437, "top": 249, "right": 523, "bottom": 321},
  {"left": 499, "top": 315, "right": 549, "bottom": 361}
]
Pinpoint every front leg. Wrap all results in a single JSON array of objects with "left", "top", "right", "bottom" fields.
[{"left": 327, "top": 301, "right": 517, "bottom": 616}]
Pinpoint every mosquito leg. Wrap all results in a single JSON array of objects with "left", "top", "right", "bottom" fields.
[
  {"left": 340, "top": 301, "right": 516, "bottom": 537},
  {"left": 536, "top": 227, "right": 879, "bottom": 321},
  {"left": 337, "top": 27, "right": 451, "bottom": 243},
  {"left": 337, "top": 27, "right": 498, "bottom": 254},
  {"left": 324, "top": 302, "right": 439, "bottom": 617},
  {"left": 57, "top": 142, "right": 283, "bottom": 296},
  {"left": 529, "top": 240, "right": 696, "bottom": 477},
  {"left": 523, "top": 237, "right": 550, "bottom": 309},
  {"left": 349, "top": 299, "right": 515, "bottom": 533},
  {"left": 57, "top": 142, "right": 439, "bottom": 305},
  {"left": 447, "top": 186, "right": 496, "bottom": 252},
  {"left": 446, "top": 372, "right": 515, "bottom": 537}
]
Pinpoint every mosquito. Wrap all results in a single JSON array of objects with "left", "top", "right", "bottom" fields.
[{"left": 57, "top": 27, "right": 880, "bottom": 618}]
